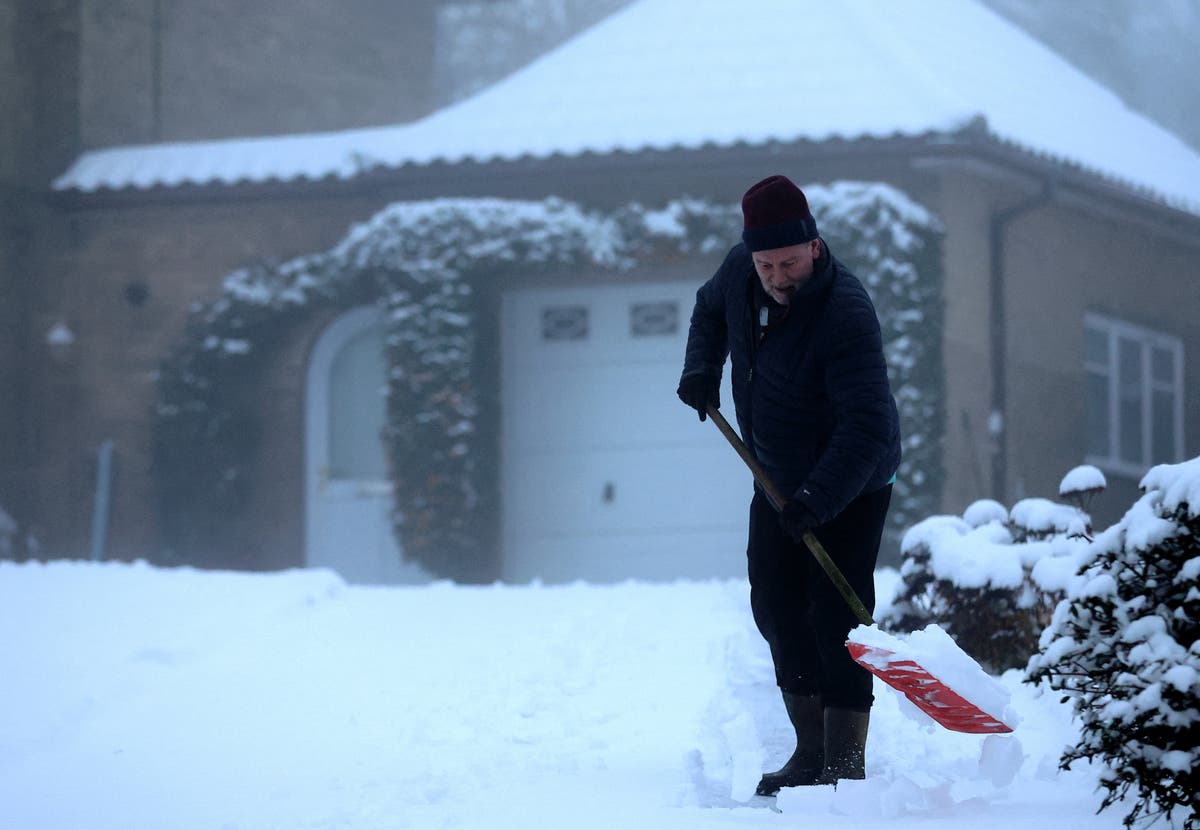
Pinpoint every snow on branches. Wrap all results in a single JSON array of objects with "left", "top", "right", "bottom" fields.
[
  {"left": 1028, "top": 456, "right": 1200, "bottom": 830},
  {"left": 882, "top": 479, "right": 1093, "bottom": 673}
]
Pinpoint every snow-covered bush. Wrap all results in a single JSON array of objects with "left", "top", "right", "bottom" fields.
[
  {"left": 883, "top": 467, "right": 1099, "bottom": 672},
  {"left": 1028, "top": 457, "right": 1200, "bottom": 830},
  {"left": 154, "top": 186, "right": 943, "bottom": 579}
]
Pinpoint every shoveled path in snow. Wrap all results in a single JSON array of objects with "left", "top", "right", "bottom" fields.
[{"left": 1, "top": 562, "right": 1132, "bottom": 829}]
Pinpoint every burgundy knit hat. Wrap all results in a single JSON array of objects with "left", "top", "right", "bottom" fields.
[{"left": 741, "top": 174, "right": 819, "bottom": 252}]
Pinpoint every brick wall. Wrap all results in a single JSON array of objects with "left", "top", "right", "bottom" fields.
[
  {"left": 1004, "top": 200, "right": 1200, "bottom": 525},
  {"left": 1, "top": 0, "right": 81, "bottom": 541},
  {"left": 933, "top": 171, "right": 1009, "bottom": 509},
  {"left": 928, "top": 161, "right": 1200, "bottom": 528},
  {"left": 78, "top": 0, "right": 155, "bottom": 148},
  {"left": 28, "top": 191, "right": 392, "bottom": 561},
  {"left": 0, "top": 0, "right": 24, "bottom": 529},
  {"left": 79, "top": 0, "right": 439, "bottom": 148},
  {"left": 8, "top": 0, "right": 444, "bottom": 560}
]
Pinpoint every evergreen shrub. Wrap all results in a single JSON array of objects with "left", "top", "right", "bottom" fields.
[
  {"left": 1028, "top": 457, "right": 1200, "bottom": 830},
  {"left": 883, "top": 468, "right": 1099, "bottom": 672}
]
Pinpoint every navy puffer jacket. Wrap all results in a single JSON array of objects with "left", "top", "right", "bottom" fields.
[{"left": 680, "top": 240, "right": 901, "bottom": 525}]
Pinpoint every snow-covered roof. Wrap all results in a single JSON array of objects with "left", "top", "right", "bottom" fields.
[{"left": 54, "top": 0, "right": 1200, "bottom": 216}]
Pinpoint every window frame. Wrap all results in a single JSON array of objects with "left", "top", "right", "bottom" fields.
[{"left": 1084, "top": 312, "right": 1185, "bottom": 478}]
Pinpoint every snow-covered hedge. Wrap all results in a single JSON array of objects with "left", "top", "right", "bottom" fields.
[
  {"left": 153, "top": 185, "right": 943, "bottom": 578},
  {"left": 1028, "top": 457, "right": 1200, "bottom": 830},
  {"left": 883, "top": 467, "right": 1100, "bottom": 672}
]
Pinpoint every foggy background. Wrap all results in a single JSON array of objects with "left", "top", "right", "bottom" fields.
[{"left": 434, "top": 0, "right": 1200, "bottom": 152}]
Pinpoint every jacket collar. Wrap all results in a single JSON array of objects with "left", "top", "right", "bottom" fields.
[{"left": 792, "top": 238, "right": 835, "bottom": 301}]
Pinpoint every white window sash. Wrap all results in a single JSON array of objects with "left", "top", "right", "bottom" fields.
[{"left": 1083, "top": 312, "right": 1184, "bottom": 476}]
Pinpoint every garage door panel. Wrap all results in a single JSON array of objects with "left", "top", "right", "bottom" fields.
[
  {"left": 504, "top": 285, "right": 697, "bottom": 367},
  {"left": 504, "top": 365, "right": 733, "bottom": 451},
  {"left": 503, "top": 279, "right": 749, "bottom": 583},
  {"left": 503, "top": 530, "right": 750, "bottom": 584},
  {"left": 505, "top": 446, "right": 748, "bottom": 536}
]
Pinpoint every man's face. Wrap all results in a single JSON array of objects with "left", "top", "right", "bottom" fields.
[{"left": 752, "top": 240, "right": 821, "bottom": 305}]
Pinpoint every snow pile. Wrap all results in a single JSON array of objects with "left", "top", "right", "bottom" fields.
[
  {"left": 1008, "top": 498, "right": 1088, "bottom": 540},
  {"left": 1142, "top": 455, "right": 1200, "bottom": 519},
  {"left": 909, "top": 516, "right": 1026, "bottom": 590},
  {"left": 1059, "top": 464, "right": 1106, "bottom": 499},
  {"left": 962, "top": 499, "right": 1007, "bottom": 528},
  {"left": 848, "top": 623, "right": 1014, "bottom": 728},
  {"left": 1028, "top": 456, "right": 1200, "bottom": 830},
  {"left": 0, "top": 560, "right": 1134, "bottom": 829}
]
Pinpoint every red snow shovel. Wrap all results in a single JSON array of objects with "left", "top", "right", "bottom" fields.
[{"left": 706, "top": 405, "right": 1012, "bottom": 735}]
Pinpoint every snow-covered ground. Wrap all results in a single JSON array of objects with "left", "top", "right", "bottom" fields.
[{"left": 1, "top": 560, "right": 1146, "bottom": 829}]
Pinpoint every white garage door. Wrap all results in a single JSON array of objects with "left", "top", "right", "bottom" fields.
[{"left": 502, "top": 280, "right": 750, "bottom": 583}]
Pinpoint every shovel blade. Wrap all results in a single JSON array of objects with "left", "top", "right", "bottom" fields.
[{"left": 846, "top": 642, "right": 1013, "bottom": 734}]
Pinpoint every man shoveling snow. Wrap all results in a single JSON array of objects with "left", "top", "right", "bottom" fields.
[{"left": 677, "top": 174, "right": 902, "bottom": 794}]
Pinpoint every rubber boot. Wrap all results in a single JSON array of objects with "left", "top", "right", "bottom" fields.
[
  {"left": 755, "top": 693, "right": 823, "bottom": 796},
  {"left": 817, "top": 707, "right": 870, "bottom": 785}
]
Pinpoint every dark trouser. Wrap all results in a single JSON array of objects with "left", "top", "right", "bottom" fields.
[{"left": 747, "top": 483, "right": 892, "bottom": 712}]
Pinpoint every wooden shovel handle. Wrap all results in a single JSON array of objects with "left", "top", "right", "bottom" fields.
[{"left": 706, "top": 405, "right": 875, "bottom": 627}]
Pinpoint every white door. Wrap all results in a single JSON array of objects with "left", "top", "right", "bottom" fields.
[
  {"left": 502, "top": 281, "right": 749, "bottom": 583},
  {"left": 306, "top": 307, "right": 431, "bottom": 584}
]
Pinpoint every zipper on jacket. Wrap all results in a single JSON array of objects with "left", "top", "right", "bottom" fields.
[{"left": 749, "top": 304, "right": 772, "bottom": 383}]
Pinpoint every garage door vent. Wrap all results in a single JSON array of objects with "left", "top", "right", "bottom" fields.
[
  {"left": 630, "top": 301, "right": 679, "bottom": 337},
  {"left": 541, "top": 306, "right": 589, "bottom": 341}
]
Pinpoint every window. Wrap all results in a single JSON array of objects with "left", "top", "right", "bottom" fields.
[
  {"left": 1085, "top": 313, "right": 1184, "bottom": 477},
  {"left": 329, "top": 324, "right": 389, "bottom": 480}
]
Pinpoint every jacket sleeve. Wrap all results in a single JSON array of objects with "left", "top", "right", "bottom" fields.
[
  {"left": 795, "top": 294, "right": 895, "bottom": 524},
  {"left": 679, "top": 248, "right": 734, "bottom": 386}
]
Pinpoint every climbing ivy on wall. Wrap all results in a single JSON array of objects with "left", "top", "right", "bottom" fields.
[
  {"left": 818, "top": 181, "right": 946, "bottom": 556},
  {"left": 153, "top": 185, "right": 943, "bottom": 579}
]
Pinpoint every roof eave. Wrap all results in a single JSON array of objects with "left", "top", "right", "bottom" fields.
[
  {"left": 46, "top": 129, "right": 1200, "bottom": 241},
  {"left": 957, "top": 126, "right": 1200, "bottom": 241},
  {"left": 43, "top": 130, "right": 963, "bottom": 210}
]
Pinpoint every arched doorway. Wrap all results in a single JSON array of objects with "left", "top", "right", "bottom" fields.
[{"left": 305, "top": 307, "right": 431, "bottom": 584}]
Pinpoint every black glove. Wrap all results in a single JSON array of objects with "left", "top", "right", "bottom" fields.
[
  {"left": 779, "top": 500, "right": 819, "bottom": 543},
  {"left": 676, "top": 373, "right": 720, "bottom": 421}
]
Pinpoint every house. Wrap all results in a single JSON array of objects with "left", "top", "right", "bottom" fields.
[{"left": 8, "top": 0, "right": 1200, "bottom": 583}]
